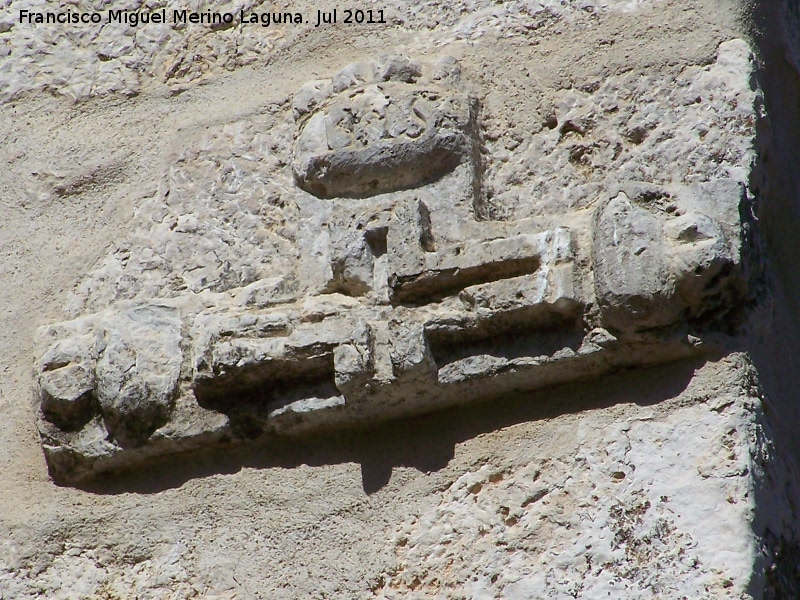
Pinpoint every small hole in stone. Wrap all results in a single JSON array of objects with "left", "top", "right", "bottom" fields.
[
  {"left": 559, "top": 120, "right": 585, "bottom": 137},
  {"left": 625, "top": 126, "right": 649, "bottom": 145}
]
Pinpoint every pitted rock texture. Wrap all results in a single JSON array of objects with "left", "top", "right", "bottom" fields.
[
  {"left": 63, "top": 40, "right": 760, "bottom": 316},
  {"left": 1, "top": 0, "right": 660, "bottom": 102},
  {"left": 9, "top": 357, "right": 800, "bottom": 599},
  {"left": 34, "top": 46, "right": 755, "bottom": 483},
  {"left": 5, "top": 1, "right": 800, "bottom": 598},
  {"left": 481, "top": 39, "right": 760, "bottom": 221},
  {"left": 1, "top": 0, "right": 286, "bottom": 101},
  {"left": 375, "top": 361, "right": 765, "bottom": 599}
]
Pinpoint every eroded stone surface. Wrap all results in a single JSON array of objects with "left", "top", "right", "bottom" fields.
[
  {"left": 94, "top": 304, "right": 182, "bottom": 448},
  {"left": 292, "top": 56, "right": 477, "bottom": 198},
  {"left": 5, "top": 0, "right": 800, "bottom": 596},
  {"left": 31, "top": 44, "right": 759, "bottom": 484},
  {"left": 0, "top": 0, "right": 659, "bottom": 103},
  {"left": 593, "top": 181, "right": 744, "bottom": 333},
  {"left": 373, "top": 357, "right": 784, "bottom": 599}
]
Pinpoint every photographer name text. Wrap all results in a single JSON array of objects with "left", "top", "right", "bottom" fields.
[{"left": 18, "top": 8, "right": 386, "bottom": 28}]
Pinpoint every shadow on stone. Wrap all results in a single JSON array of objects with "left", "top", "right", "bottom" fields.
[
  {"left": 740, "top": 1, "right": 800, "bottom": 598},
  {"left": 78, "top": 355, "right": 705, "bottom": 496}
]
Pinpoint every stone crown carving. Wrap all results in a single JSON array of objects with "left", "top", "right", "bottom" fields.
[{"left": 292, "top": 56, "right": 477, "bottom": 198}]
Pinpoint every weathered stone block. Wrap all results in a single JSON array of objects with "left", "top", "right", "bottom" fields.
[{"left": 32, "top": 50, "right": 754, "bottom": 484}]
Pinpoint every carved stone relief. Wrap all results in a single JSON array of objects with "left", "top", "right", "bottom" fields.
[{"left": 34, "top": 55, "right": 748, "bottom": 484}]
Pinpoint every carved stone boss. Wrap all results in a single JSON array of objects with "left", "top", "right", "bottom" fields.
[{"left": 34, "top": 57, "right": 747, "bottom": 483}]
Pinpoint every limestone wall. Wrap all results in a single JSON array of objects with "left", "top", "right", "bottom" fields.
[{"left": 2, "top": 1, "right": 800, "bottom": 598}]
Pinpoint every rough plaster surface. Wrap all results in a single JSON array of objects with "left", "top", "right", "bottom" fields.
[{"left": 3, "top": 0, "right": 800, "bottom": 598}]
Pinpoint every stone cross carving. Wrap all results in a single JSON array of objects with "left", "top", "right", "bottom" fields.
[{"left": 34, "top": 56, "right": 747, "bottom": 484}]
